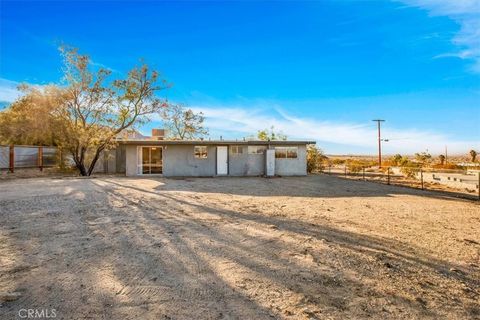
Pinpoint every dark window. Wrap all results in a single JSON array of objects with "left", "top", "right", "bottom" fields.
[
  {"left": 194, "top": 146, "right": 208, "bottom": 159},
  {"left": 275, "top": 147, "right": 298, "bottom": 159}
]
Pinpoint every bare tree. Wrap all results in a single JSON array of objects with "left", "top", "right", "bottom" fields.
[{"left": 161, "top": 103, "right": 208, "bottom": 140}]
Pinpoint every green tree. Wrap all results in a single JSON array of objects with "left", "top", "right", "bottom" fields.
[
  {"left": 160, "top": 103, "right": 208, "bottom": 140},
  {"left": 414, "top": 152, "right": 432, "bottom": 165},
  {"left": 438, "top": 154, "right": 446, "bottom": 165},
  {"left": 470, "top": 149, "right": 477, "bottom": 162},
  {"left": 0, "top": 85, "right": 63, "bottom": 146},
  {"left": 257, "top": 126, "right": 287, "bottom": 141}
]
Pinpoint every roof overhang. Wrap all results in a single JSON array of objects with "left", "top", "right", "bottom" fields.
[{"left": 116, "top": 139, "right": 316, "bottom": 146}]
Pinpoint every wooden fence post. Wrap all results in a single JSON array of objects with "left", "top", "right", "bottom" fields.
[
  {"left": 478, "top": 172, "right": 480, "bottom": 201},
  {"left": 420, "top": 169, "right": 424, "bottom": 190},
  {"left": 344, "top": 165, "right": 347, "bottom": 178},
  {"left": 387, "top": 167, "right": 390, "bottom": 185},
  {"left": 38, "top": 146, "right": 43, "bottom": 171},
  {"left": 363, "top": 166, "right": 365, "bottom": 181},
  {"left": 9, "top": 145, "right": 14, "bottom": 173}
]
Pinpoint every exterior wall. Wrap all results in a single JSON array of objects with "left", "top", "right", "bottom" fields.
[
  {"left": 105, "top": 150, "right": 117, "bottom": 174},
  {"left": 228, "top": 146, "right": 266, "bottom": 176},
  {"left": 274, "top": 145, "right": 307, "bottom": 176},
  {"left": 92, "top": 149, "right": 117, "bottom": 174},
  {"left": 246, "top": 153, "right": 266, "bottom": 176},
  {"left": 163, "top": 145, "right": 217, "bottom": 177},
  {"left": 124, "top": 143, "right": 308, "bottom": 177},
  {"left": 91, "top": 145, "right": 126, "bottom": 174},
  {"left": 115, "top": 145, "right": 126, "bottom": 173},
  {"left": 228, "top": 146, "right": 247, "bottom": 176},
  {"left": 126, "top": 144, "right": 217, "bottom": 177},
  {"left": 125, "top": 145, "right": 138, "bottom": 176}
]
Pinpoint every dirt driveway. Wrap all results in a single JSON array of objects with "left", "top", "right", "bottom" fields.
[{"left": 0, "top": 175, "right": 479, "bottom": 319}]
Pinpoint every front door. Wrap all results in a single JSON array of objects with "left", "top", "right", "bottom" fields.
[
  {"left": 216, "top": 146, "right": 228, "bottom": 175},
  {"left": 139, "top": 146, "right": 163, "bottom": 174}
]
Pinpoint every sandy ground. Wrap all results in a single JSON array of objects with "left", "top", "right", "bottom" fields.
[
  {"left": 326, "top": 168, "right": 479, "bottom": 198},
  {"left": 0, "top": 175, "right": 479, "bottom": 319}
]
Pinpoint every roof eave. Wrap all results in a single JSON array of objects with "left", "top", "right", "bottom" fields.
[{"left": 116, "top": 139, "right": 316, "bottom": 145}]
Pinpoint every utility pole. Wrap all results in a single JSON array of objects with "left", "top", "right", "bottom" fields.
[
  {"left": 445, "top": 145, "right": 448, "bottom": 164},
  {"left": 372, "top": 119, "right": 385, "bottom": 168}
]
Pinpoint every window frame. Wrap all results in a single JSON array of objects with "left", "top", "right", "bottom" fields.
[
  {"left": 194, "top": 146, "right": 208, "bottom": 159},
  {"left": 248, "top": 146, "right": 267, "bottom": 155},
  {"left": 275, "top": 147, "right": 298, "bottom": 159},
  {"left": 230, "top": 145, "right": 244, "bottom": 155},
  {"left": 286, "top": 147, "right": 298, "bottom": 159},
  {"left": 136, "top": 146, "right": 163, "bottom": 175}
]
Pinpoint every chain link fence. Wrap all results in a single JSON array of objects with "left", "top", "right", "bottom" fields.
[{"left": 321, "top": 164, "right": 480, "bottom": 200}]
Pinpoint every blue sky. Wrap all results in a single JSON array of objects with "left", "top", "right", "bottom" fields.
[{"left": 1, "top": 0, "right": 479, "bottom": 155}]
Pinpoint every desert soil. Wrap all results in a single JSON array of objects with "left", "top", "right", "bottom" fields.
[{"left": 0, "top": 175, "right": 479, "bottom": 319}]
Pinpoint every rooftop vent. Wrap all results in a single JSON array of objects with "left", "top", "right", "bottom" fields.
[{"left": 151, "top": 128, "right": 165, "bottom": 140}]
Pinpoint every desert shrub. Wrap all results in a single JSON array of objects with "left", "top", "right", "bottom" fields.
[
  {"left": 414, "top": 152, "right": 432, "bottom": 165},
  {"left": 346, "top": 160, "right": 364, "bottom": 173},
  {"left": 331, "top": 158, "right": 345, "bottom": 165},
  {"left": 390, "top": 154, "right": 403, "bottom": 166},
  {"left": 307, "top": 145, "right": 327, "bottom": 173},
  {"left": 400, "top": 164, "right": 420, "bottom": 178}
]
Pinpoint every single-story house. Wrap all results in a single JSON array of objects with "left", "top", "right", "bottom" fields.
[{"left": 99, "top": 129, "right": 315, "bottom": 177}]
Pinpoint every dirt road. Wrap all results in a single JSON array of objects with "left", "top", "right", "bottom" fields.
[{"left": 0, "top": 175, "right": 479, "bottom": 319}]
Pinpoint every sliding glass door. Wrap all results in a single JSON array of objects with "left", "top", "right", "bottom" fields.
[{"left": 138, "top": 146, "right": 163, "bottom": 174}]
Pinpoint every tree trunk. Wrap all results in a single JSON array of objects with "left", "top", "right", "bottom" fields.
[
  {"left": 71, "top": 149, "right": 88, "bottom": 176},
  {"left": 87, "top": 146, "right": 105, "bottom": 176},
  {"left": 74, "top": 159, "right": 88, "bottom": 176}
]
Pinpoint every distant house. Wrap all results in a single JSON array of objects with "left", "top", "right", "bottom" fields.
[{"left": 100, "top": 129, "right": 315, "bottom": 177}]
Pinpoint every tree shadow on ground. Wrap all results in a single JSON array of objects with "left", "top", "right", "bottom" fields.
[
  {"left": 143, "top": 174, "right": 478, "bottom": 202},
  {"left": 1, "top": 177, "right": 478, "bottom": 319}
]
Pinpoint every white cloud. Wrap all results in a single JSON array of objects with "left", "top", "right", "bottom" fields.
[
  {"left": 0, "top": 78, "right": 22, "bottom": 103},
  {"left": 90, "top": 60, "right": 119, "bottom": 73},
  {"left": 398, "top": 0, "right": 480, "bottom": 72},
  {"left": 188, "top": 104, "right": 479, "bottom": 155},
  {"left": 0, "top": 78, "right": 49, "bottom": 104}
]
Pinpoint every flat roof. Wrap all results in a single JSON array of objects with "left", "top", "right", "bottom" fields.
[{"left": 117, "top": 139, "right": 316, "bottom": 146}]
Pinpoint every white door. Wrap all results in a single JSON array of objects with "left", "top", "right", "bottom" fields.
[{"left": 216, "top": 146, "right": 228, "bottom": 175}]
